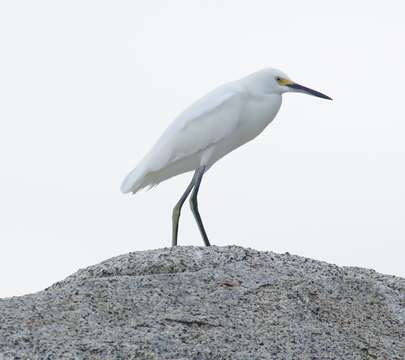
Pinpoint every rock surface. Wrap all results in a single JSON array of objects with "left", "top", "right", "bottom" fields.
[{"left": 0, "top": 246, "right": 404, "bottom": 359}]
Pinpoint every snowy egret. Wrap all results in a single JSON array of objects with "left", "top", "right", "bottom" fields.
[{"left": 121, "top": 68, "right": 331, "bottom": 247}]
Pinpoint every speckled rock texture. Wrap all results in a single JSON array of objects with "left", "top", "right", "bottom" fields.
[{"left": 0, "top": 246, "right": 404, "bottom": 359}]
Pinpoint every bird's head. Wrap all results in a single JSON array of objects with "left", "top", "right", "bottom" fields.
[{"left": 245, "top": 68, "right": 332, "bottom": 100}]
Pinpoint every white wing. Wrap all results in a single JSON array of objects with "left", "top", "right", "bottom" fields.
[
  {"left": 149, "top": 84, "right": 244, "bottom": 170},
  {"left": 121, "top": 83, "right": 245, "bottom": 193}
]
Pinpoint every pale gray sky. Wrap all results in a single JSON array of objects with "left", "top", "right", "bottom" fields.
[{"left": 1, "top": 1, "right": 404, "bottom": 298}]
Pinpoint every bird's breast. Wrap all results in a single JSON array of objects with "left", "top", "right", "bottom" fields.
[{"left": 238, "top": 94, "right": 282, "bottom": 142}]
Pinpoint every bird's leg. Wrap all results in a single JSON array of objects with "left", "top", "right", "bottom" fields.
[
  {"left": 172, "top": 172, "right": 198, "bottom": 247},
  {"left": 189, "top": 166, "right": 211, "bottom": 246}
]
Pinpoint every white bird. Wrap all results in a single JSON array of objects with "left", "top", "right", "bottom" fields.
[{"left": 121, "top": 68, "right": 331, "bottom": 247}]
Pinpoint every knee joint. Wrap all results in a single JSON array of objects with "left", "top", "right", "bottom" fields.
[{"left": 189, "top": 196, "right": 197, "bottom": 210}]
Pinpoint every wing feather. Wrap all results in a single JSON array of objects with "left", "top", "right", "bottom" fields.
[
  {"left": 121, "top": 83, "right": 245, "bottom": 193},
  {"left": 148, "top": 84, "right": 244, "bottom": 171}
]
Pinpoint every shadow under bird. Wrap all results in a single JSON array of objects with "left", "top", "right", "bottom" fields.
[{"left": 121, "top": 68, "right": 332, "bottom": 247}]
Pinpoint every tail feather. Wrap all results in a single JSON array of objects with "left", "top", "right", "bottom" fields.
[{"left": 120, "top": 165, "right": 148, "bottom": 194}]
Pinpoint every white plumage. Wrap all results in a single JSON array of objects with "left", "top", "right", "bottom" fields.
[
  {"left": 121, "top": 69, "right": 283, "bottom": 194},
  {"left": 121, "top": 68, "right": 331, "bottom": 246}
]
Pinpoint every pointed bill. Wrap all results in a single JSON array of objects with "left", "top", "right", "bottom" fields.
[{"left": 287, "top": 82, "right": 332, "bottom": 100}]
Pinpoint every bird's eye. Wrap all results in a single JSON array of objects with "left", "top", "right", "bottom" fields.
[{"left": 276, "top": 77, "right": 281, "bottom": 82}]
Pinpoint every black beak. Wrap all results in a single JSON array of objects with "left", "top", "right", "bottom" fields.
[{"left": 287, "top": 82, "right": 332, "bottom": 100}]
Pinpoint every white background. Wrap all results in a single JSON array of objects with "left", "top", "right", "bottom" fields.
[{"left": 1, "top": 1, "right": 404, "bottom": 298}]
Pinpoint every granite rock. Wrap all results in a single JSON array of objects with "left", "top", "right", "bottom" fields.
[{"left": 0, "top": 246, "right": 404, "bottom": 359}]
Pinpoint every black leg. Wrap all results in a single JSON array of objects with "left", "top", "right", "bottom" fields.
[
  {"left": 189, "top": 166, "right": 211, "bottom": 246},
  {"left": 172, "top": 171, "right": 198, "bottom": 247}
]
